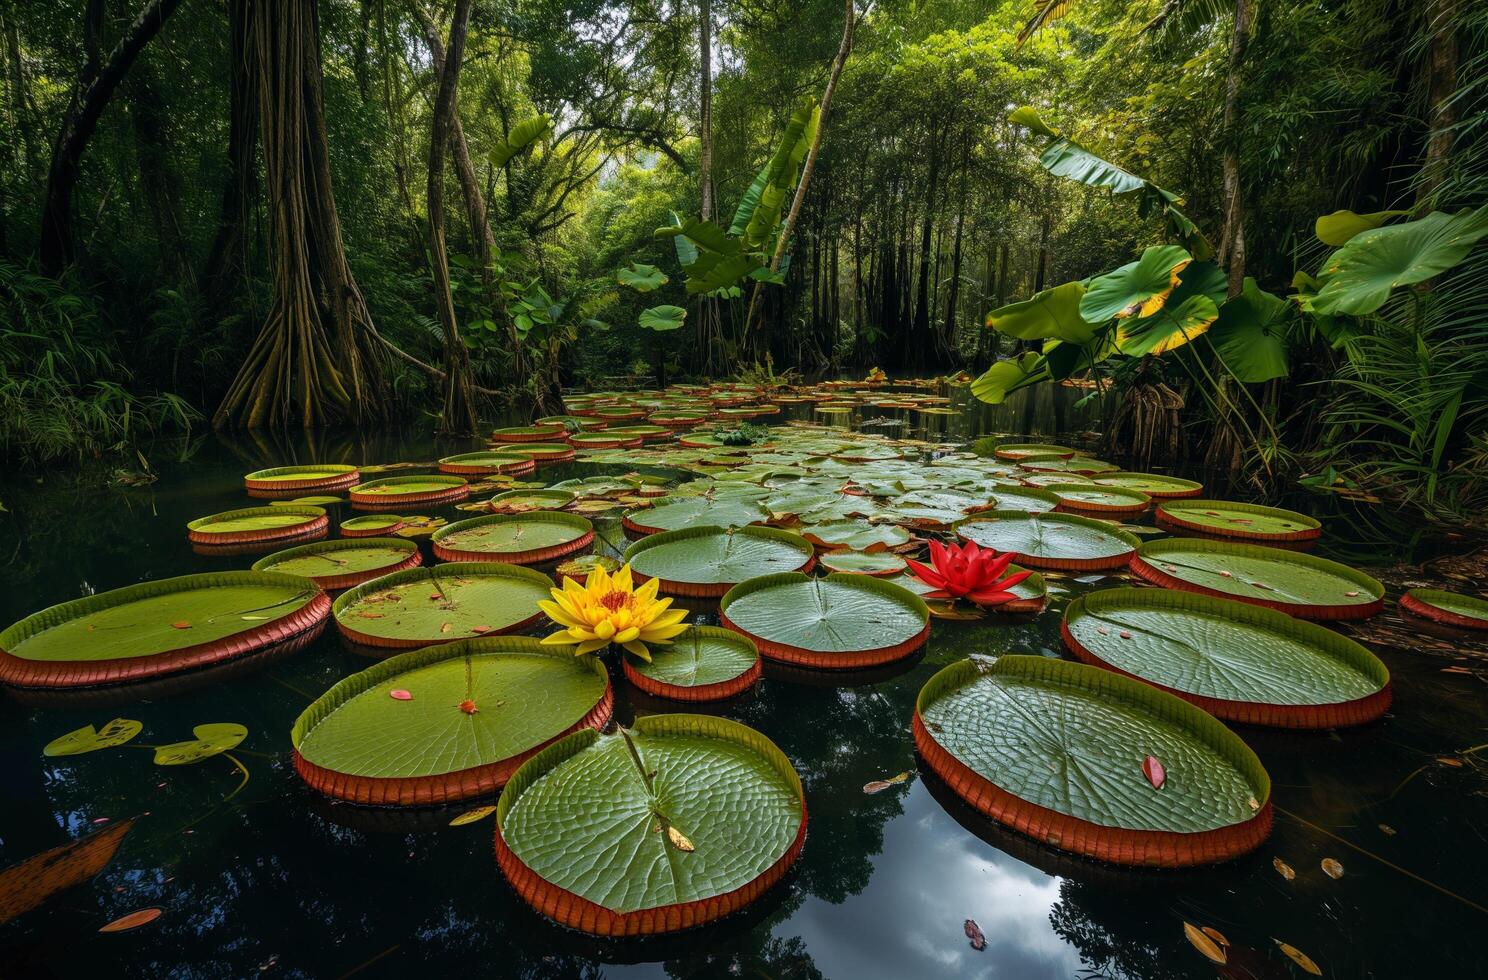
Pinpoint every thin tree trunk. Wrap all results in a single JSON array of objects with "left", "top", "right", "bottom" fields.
[
  {"left": 910, "top": 119, "right": 941, "bottom": 367},
  {"left": 944, "top": 139, "right": 968, "bottom": 361},
  {"left": 1415, "top": 0, "right": 1459, "bottom": 212},
  {"left": 695, "top": 0, "right": 723, "bottom": 374},
  {"left": 427, "top": 0, "right": 479, "bottom": 435},
  {"left": 202, "top": 0, "right": 258, "bottom": 312},
  {"left": 39, "top": 0, "right": 184, "bottom": 274},
  {"left": 1217, "top": 0, "right": 1253, "bottom": 298}
]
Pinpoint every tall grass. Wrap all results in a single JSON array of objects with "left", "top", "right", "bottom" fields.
[{"left": 0, "top": 261, "right": 199, "bottom": 464}]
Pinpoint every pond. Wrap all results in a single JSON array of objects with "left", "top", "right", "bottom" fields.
[{"left": 1, "top": 385, "right": 1485, "bottom": 979}]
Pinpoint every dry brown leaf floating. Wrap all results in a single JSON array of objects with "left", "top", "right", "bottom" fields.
[
  {"left": 1183, "top": 922, "right": 1226, "bottom": 965},
  {"left": 1274, "top": 939, "right": 1323, "bottom": 976},
  {"left": 964, "top": 918, "right": 986, "bottom": 951},
  {"left": 863, "top": 772, "right": 911, "bottom": 794},
  {"left": 1272, "top": 857, "right": 1296, "bottom": 881},
  {"left": 1321, "top": 857, "right": 1344, "bottom": 879},
  {"left": 99, "top": 907, "right": 162, "bottom": 933},
  {"left": 1201, "top": 926, "right": 1230, "bottom": 948},
  {"left": 448, "top": 806, "right": 497, "bottom": 827},
  {"left": 666, "top": 826, "right": 694, "bottom": 852}
]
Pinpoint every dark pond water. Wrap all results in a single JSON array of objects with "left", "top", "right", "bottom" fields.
[{"left": 2, "top": 389, "right": 1486, "bottom": 979}]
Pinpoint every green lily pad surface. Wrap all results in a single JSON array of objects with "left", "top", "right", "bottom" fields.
[
  {"left": 1020, "top": 457, "right": 1119, "bottom": 475},
  {"left": 1047, "top": 485, "right": 1151, "bottom": 512},
  {"left": 1093, "top": 472, "right": 1204, "bottom": 498},
  {"left": 340, "top": 515, "right": 404, "bottom": 534},
  {"left": 432, "top": 513, "right": 592, "bottom": 558},
  {"left": 485, "top": 489, "right": 576, "bottom": 511},
  {"left": 1, "top": 572, "right": 321, "bottom": 664},
  {"left": 818, "top": 550, "right": 907, "bottom": 575},
  {"left": 1064, "top": 588, "right": 1389, "bottom": 718},
  {"left": 627, "top": 627, "right": 759, "bottom": 691},
  {"left": 497, "top": 714, "right": 804, "bottom": 918},
  {"left": 245, "top": 465, "right": 358, "bottom": 483},
  {"left": 994, "top": 443, "right": 1075, "bottom": 460},
  {"left": 800, "top": 520, "right": 912, "bottom": 551},
  {"left": 351, "top": 476, "right": 468, "bottom": 498},
  {"left": 917, "top": 656, "right": 1270, "bottom": 834},
  {"left": 293, "top": 638, "right": 609, "bottom": 779},
  {"left": 956, "top": 512, "right": 1139, "bottom": 568},
  {"left": 985, "top": 486, "right": 1061, "bottom": 512},
  {"left": 720, "top": 573, "right": 928, "bottom": 655},
  {"left": 333, "top": 564, "right": 551, "bottom": 646},
  {"left": 1133, "top": 539, "right": 1382, "bottom": 615},
  {"left": 625, "top": 496, "right": 771, "bottom": 534},
  {"left": 438, "top": 451, "right": 533, "bottom": 473},
  {"left": 1402, "top": 588, "right": 1488, "bottom": 627},
  {"left": 624, "top": 526, "right": 814, "bottom": 589},
  {"left": 252, "top": 539, "right": 418, "bottom": 585},
  {"left": 1156, "top": 499, "right": 1320, "bottom": 539},
  {"left": 187, "top": 506, "right": 325, "bottom": 537}
]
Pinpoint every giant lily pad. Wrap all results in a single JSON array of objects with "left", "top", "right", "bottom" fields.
[
  {"left": 438, "top": 451, "right": 536, "bottom": 476},
  {"left": 292, "top": 637, "right": 612, "bottom": 804},
  {"left": 187, "top": 506, "right": 327, "bottom": 545},
  {"left": 719, "top": 572, "right": 929, "bottom": 669},
  {"left": 1063, "top": 588, "right": 1391, "bottom": 727},
  {"left": 914, "top": 655, "right": 1271, "bottom": 866},
  {"left": 499, "top": 442, "right": 576, "bottom": 463},
  {"left": 252, "top": 538, "right": 421, "bottom": 590},
  {"left": 340, "top": 514, "right": 405, "bottom": 537},
  {"left": 992, "top": 443, "right": 1075, "bottom": 461},
  {"left": 624, "top": 526, "right": 815, "bottom": 597},
  {"left": 332, "top": 564, "right": 552, "bottom": 650},
  {"left": 956, "top": 511, "right": 1139, "bottom": 571},
  {"left": 1093, "top": 472, "right": 1204, "bottom": 498},
  {"left": 622, "top": 496, "right": 771, "bottom": 538},
  {"left": 243, "top": 464, "right": 359, "bottom": 498},
  {"left": 1155, "top": 500, "right": 1320, "bottom": 543},
  {"left": 818, "top": 550, "right": 906, "bottom": 576},
  {"left": 1130, "top": 539, "right": 1383, "bottom": 620},
  {"left": 1047, "top": 484, "right": 1151, "bottom": 518},
  {"left": 349, "top": 476, "right": 469, "bottom": 509},
  {"left": 623, "top": 626, "right": 761, "bottom": 701},
  {"left": 484, "top": 488, "right": 576, "bottom": 513},
  {"left": 432, "top": 512, "right": 594, "bottom": 565},
  {"left": 491, "top": 424, "right": 567, "bottom": 443},
  {"left": 0, "top": 572, "right": 329, "bottom": 689},
  {"left": 799, "top": 520, "right": 912, "bottom": 552},
  {"left": 1399, "top": 589, "right": 1488, "bottom": 630},
  {"left": 495, "top": 714, "right": 805, "bottom": 935}
]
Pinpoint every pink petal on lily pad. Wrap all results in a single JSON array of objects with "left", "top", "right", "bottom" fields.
[{"left": 389, "top": 689, "right": 413, "bottom": 701}]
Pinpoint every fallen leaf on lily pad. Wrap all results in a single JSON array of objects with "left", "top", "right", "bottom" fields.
[
  {"left": 863, "top": 772, "right": 911, "bottom": 794},
  {"left": 1274, "top": 939, "right": 1322, "bottom": 975},
  {"left": 1321, "top": 857, "right": 1344, "bottom": 879},
  {"left": 99, "top": 907, "right": 162, "bottom": 933},
  {"left": 1183, "top": 922, "right": 1226, "bottom": 965},
  {"left": 448, "top": 806, "right": 496, "bottom": 827},
  {"left": 666, "top": 826, "right": 694, "bottom": 852},
  {"left": 153, "top": 723, "right": 247, "bottom": 766},
  {"left": 389, "top": 689, "right": 413, "bottom": 701},
  {"left": 964, "top": 918, "right": 986, "bottom": 951},
  {"left": 1142, "top": 755, "right": 1166, "bottom": 789},
  {"left": 44, "top": 719, "right": 142, "bottom": 758},
  {"left": 171, "top": 621, "right": 192, "bottom": 630}
]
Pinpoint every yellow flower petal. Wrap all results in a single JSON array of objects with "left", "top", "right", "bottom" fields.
[
  {"left": 636, "top": 576, "right": 660, "bottom": 603},
  {"left": 621, "top": 640, "right": 652, "bottom": 661},
  {"left": 574, "top": 639, "right": 609, "bottom": 655},
  {"left": 594, "top": 620, "right": 616, "bottom": 640},
  {"left": 613, "top": 626, "right": 640, "bottom": 643},
  {"left": 640, "top": 622, "right": 690, "bottom": 641},
  {"left": 537, "top": 599, "right": 577, "bottom": 627},
  {"left": 613, "top": 564, "right": 634, "bottom": 593},
  {"left": 540, "top": 631, "right": 577, "bottom": 646}
]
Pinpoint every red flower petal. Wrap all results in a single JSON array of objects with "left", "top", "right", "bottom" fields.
[{"left": 1142, "top": 755, "right": 1166, "bottom": 789}]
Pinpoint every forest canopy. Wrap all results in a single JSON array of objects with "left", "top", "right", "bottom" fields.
[{"left": 0, "top": 0, "right": 1483, "bottom": 520}]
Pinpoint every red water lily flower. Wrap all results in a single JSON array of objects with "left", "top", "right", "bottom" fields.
[{"left": 905, "top": 539, "right": 1032, "bottom": 607}]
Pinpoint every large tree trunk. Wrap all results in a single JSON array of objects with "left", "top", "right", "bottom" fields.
[
  {"left": 39, "top": 0, "right": 184, "bottom": 275},
  {"left": 944, "top": 139, "right": 968, "bottom": 362},
  {"left": 910, "top": 120, "right": 941, "bottom": 368},
  {"left": 127, "top": 58, "right": 193, "bottom": 286},
  {"left": 214, "top": 0, "right": 387, "bottom": 429},
  {"left": 1217, "top": 0, "right": 1253, "bottom": 298},
  {"left": 1415, "top": 0, "right": 1459, "bottom": 212},
  {"left": 694, "top": 0, "right": 725, "bottom": 374},
  {"left": 202, "top": 0, "right": 258, "bottom": 313},
  {"left": 427, "top": 0, "right": 479, "bottom": 435}
]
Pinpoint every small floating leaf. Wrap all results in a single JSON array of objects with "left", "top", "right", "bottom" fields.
[
  {"left": 448, "top": 806, "right": 497, "bottom": 826},
  {"left": 1321, "top": 857, "right": 1344, "bottom": 879},
  {"left": 99, "top": 907, "right": 162, "bottom": 933},
  {"left": 1273, "top": 857, "right": 1296, "bottom": 880},
  {"left": 1274, "top": 939, "right": 1323, "bottom": 975},
  {"left": 863, "top": 772, "right": 910, "bottom": 794},
  {"left": 964, "top": 918, "right": 986, "bottom": 951},
  {"left": 1202, "top": 926, "right": 1230, "bottom": 947},
  {"left": 1379, "top": 823, "right": 1396, "bottom": 836},
  {"left": 1142, "top": 755, "right": 1166, "bottom": 789},
  {"left": 44, "top": 719, "right": 143, "bottom": 757},
  {"left": 1183, "top": 922, "right": 1226, "bottom": 965},
  {"left": 153, "top": 723, "right": 248, "bottom": 766}
]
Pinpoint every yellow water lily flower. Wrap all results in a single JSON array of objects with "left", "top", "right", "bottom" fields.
[{"left": 538, "top": 562, "right": 688, "bottom": 661}]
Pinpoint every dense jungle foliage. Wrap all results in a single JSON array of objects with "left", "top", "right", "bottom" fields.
[{"left": 0, "top": 0, "right": 1484, "bottom": 524}]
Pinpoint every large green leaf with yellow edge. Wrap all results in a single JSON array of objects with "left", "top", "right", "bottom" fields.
[
  {"left": 1314, "top": 209, "right": 1409, "bottom": 247},
  {"left": 1080, "top": 245, "right": 1192, "bottom": 323},
  {"left": 1311, "top": 206, "right": 1488, "bottom": 315},
  {"left": 497, "top": 714, "right": 804, "bottom": 914},
  {"left": 1115, "top": 293, "right": 1218, "bottom": 356},
  {"left": 986, "top": 281, "right": 1095, "bottom": 343}
]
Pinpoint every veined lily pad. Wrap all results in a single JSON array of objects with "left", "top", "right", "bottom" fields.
[
  {"left": 349, "top": 476, "right": 469, "bottom": 509},
  {"left": 1399, "top": 589, "right": 1488, "bottom": 630},
  {"left": 1018, "top": 472, "right": 1099, "bottom": 489},
  {"left": 799, "top": 520, "right": 912, "bottom": 552},
  {"left": 438, "top": 451, "right": 536, "bottom": 476},
  {"left": 44, "top": 718, "right": 143, "bottom": 756},
  {"left": 1020, "top": 457, "right": 1119, "bottom": 476},
  {"left": 914, "top": 655, "right": 1272, "bottom": 866},
  {"left": 623, "top": 626, "right": 761, "bottom": 701},
  {"left": 624, "top": 526, "right": 815, "bottom": 597},
  {"left": 720, "top": 572, "right": 929, "bottom": 669},
  {"left": 993, "top": 443, "right": 1075, "bottom": 461},
  {"left": 340, "top": 514, "right": 405, "bottom": 537},
  {"left": 332, "top": 563, "right": 552, "bottom": 650},
  {"left": 484, "top": 488, "right": 577, "bottom": 514},
  {"left": 431, "top": 512, "right": 594, "bottom": 565},
  {"left": 1093, "top": 472, "right": 1204, "bottom": 498},
  {"left": 495, "top": 714, "right": 805, "bottom": 935},
  {"left": 977, "top": 486, "right": 1061, "bottom": 513},
  {"left": 499, "top": 442, "right": 576, "bottom": 463},
  {"left": 1130, "top": 539, "right": 1383, "bottom": 620},
  {"left": 292, "top": 637, "right": 612, "bottom": 804},
  {"left": 1155, "top": 500, "right": 1321, "bottom": 543},
  {"left": 818, "top": 550, "right": 907, "bottom": 576},
  {"left": 570, "top": 431, "right": 644, "bottom": 449},
  {"left": 187, "top": 506, "right": 328, "bottom": 545},
  {"left": 1063, "top": 588, "right": 1391, "bottom": 727},
  {"left": 243, "top": 464, "right": 359, "bottom": 499},
  {"left": 622, "top": 496, "right": 771, "bottom": 538},
  {"left": 956, "top": 511, "right": 1140, "bottom": 571},
  {"left": 0, "top": 572, "right": 329, "bottom": 689},
  {"left": 1047, "top": 484, "right": 1151, "bottom": 518},
  {"left": 252, "top": 538, "right": 421, "bottom": 590},
  {"left": 491, "top": 423, "right": 567, "bottom": 443}
]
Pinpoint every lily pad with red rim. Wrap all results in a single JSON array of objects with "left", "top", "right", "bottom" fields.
[
  {"left": 1399, "top": 588, "right": 1488, "bottom": 630},
  {"left": 332, "top": 563, "right": 553, "bottom": 650},
  {"left": 252, "top": 538, "right": 421, "bottom": 590},
  {"left": 1062, "top": 588, "right": 1391, "bottom": 727},
  {"left": 243, "top": 464, "right": 359, "bottom": 499},
  {"left": 438, "top": 451, "right": 536, "bottom": 476},
  {"left": 622, "top": 496, "right": 772, "bottom": 539},
  {"left": 1046, "top": 484, "right": 1152, "bottom": 518},
  {"left": 623, "top": 626, "right": 761, "bottom": 701},
  {"left": 719, "top": 572, "right": 929, "bottom": 669},
  {"left": 914, "top": 655, "right": 1272, "bottom": 867},
  {"left": 1130, "top": 539, "right": 1383, "bottom": 620},
  {"left": 1093, "top": 472, "right": 1204, "bottom": 499},
  {"left": 339, "top": 514, "right": 405, "bottom": 537},
  {"left": 624, "top": 525, "right": 815, "bottom": 597},
  {"left": 818, "top": 550, "right": 907, "bottom": 576},
  {"left": 292, "top": 636, "right": 612, "bottom": 805},
  {"left": 495, "top": 713, "right": 805, "bottom": 935},
  {"left": 992, "top": 443, "right": 1075, "bottom": 461},
  {"left": 499, "top": 442, "right": 576, "bottom": 464},
  {"left": 187, "top": 506, "right": 328, "bottom": 545},
  {"left": 491, "top": 423, "right": 567, "bottom": 443},
  {"left": 1155, "top": 499, "right": 1321, "bottom": 543},
  {"left": 349, "top": 476, "right": 469, "bottom": 510},
  {"left": 431, "top": 512, "right": 594, "bottom": 565},
  {"left": 955, "top": 511, "right": 1140, "bottom": 571}
]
